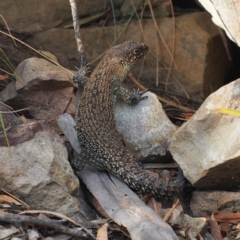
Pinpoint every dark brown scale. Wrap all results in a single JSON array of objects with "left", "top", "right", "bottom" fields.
[{"left": 74, "top": 41, "right": 185, "bottom": 197}]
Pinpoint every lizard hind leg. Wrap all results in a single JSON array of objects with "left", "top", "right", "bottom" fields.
[
  {"left": 70, "top": 149, "right": 89, "bottom": 171},
  {"left": 70, "top": 147, "right": 111, "bottom": 171}
]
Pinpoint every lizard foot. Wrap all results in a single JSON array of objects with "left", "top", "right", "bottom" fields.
[
  {"left": 73, "top": 65, "right": 90, "bottom": 85},
  {"left": 129, "top": 89, "right": 148, "bottom": 104},
  {"left": 70, "top": 150, "right": 88, "bottom": 171}
]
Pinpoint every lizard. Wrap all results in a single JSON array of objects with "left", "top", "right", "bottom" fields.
[{"left": 72, "top": 41, "right": 186, "bottom": 198}]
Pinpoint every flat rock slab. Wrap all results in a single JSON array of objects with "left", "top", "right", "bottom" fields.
[{"left": 170, "top": 78, "right": 240, "bottom": 189}]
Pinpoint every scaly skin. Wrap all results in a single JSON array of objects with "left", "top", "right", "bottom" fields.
[{"left": 74, "top": 41, "right": 185, "bottom": 197}]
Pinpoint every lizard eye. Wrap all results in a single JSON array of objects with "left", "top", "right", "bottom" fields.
[{"left": 133, "top": 49, "right": 141, "bottom": 55}]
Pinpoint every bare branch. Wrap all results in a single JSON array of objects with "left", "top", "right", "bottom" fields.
[
  {"left": 0, "top": 213, "right": 90, "bottom": 239},
  {"left": 69, "top": 0, "right": 86, "bottom": 67}
]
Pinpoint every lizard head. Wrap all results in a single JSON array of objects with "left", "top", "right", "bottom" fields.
[
  {"left": 118, "top": 41, "right": 148, "bottom": 66},
  {"left": 107, "top": 41, "right": 148, "bottom": 80}
]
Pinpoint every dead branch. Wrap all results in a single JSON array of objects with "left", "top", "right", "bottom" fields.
[
  {"left": 128, "top": 72, "right": 195, "bottom": 113},
  {"left": 69, "top": 0, "right": 87, "bottom": 110},
  {"left": 69, "top": 0, "right": 86, "bottom": 66},
  {"left": 0, "top": 213, "right": 90, "bottom": 239}
]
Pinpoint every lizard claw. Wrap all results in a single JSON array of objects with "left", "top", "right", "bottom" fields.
[
  {"left": 133, "top": 88, "right": 148, "bottom": 102},
  {"left": 73, "top": 65, "right": 90, "bottom": 85}
]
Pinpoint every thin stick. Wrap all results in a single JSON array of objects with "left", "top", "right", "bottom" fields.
[
  {"left": 163, "top": 199, "right": 179, "bottom": 222},
  {"left": 0, "top": 213, "right": 90, "bottom": 239},
  {"left": 69, "top": 0, "right": 86, "bottom": 66},
  {"left": 69, "top": 0, "right": 87, "bottom": 110},
  {"left": 128, "top": 73, "right": 195, "bottom": 113},
  {"left": 165, "top": 1, "right": 176, "bottom": 92},
  {"left": 0, "top": 30, "right": 73, "bottom": 76}
]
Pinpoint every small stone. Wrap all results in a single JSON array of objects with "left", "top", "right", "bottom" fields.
[{"left": 27, "top": 229, "right": 39, "bottom": 240}]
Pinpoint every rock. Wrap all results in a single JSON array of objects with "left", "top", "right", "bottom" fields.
[
  {"left": 191, "top": 191, "right": 240, "bottom": 217},
  {"left": 0, "top": 0, "right": 124, "bottom": 33},
  {"left": 198, "top": 0, "right": 240, "bottom": 46},
  {"left": 1, "top": 57, "right": 76, "bottom": 121},
  {"left": 115, "top": 91, "right": 177, "bottom": 157},
  {"left": 121, "top": 0, "right": 171, "bottom": 17},
  {"left": 0, "top": 226, "right": 18, "bottom": 239},
  {"left": 170, "top": 78, "right": 240, "bottom": 189},
  {"left": 163, "top": 208, "right": 207, "bottom": 239},
  {"left": 27, "top": 229, "right": 39, "bottom": 240},
  {"left": 0, "top": 121, "right": 95, "bottom": 221},
  {"left": 26, "top": 12, "right": 232, "bottom": 101}
]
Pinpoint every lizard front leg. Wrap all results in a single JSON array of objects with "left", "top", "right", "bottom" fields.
[
  {"left": 73, "top": 65, "right": 90, "bottom": 85},
  {"left": 117, "top": 87, "right": 148, "bottom": 105}
]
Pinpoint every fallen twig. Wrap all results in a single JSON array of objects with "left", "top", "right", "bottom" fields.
[
  {"left": 0, "top": 213, "right": 91, "bottom": 239},
  {"left": 128, "top": 72, "right": 195, "bottom": 113},
  {"left": 163, "top": 199, "right": 180, "bottom": 222},
  {"left": 69, "top": 0, "right": 87, "bottom": 110}
]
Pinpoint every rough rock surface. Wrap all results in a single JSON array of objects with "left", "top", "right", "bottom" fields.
[
  {"left": 1, "top": 57, "right": 76, "bottom": 121},
  {"left": 0, "top": 121, "right": 95, "bottom": 221},
  {"left": 0, "top": 0, "right": 124, "bottom": 33},
  {"left": 191, "top": 191, "right": 240, "bottom": 217},
  {"left": 26, "top": 12, "right": 232, "bottom": 101},
  {"left": 170, "top": 78, "right": 240, "bottom": 189},
  {"left": 198, "top": 0, "right": 240, "bottom": 46},
  {"left": 115, "top": 91, "right": 176, "bottom": 157}
]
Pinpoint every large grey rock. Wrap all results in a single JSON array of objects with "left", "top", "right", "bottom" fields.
[
  {"left": 26, "top": 12, "right": 232, "bottom": 101},
  {"left": 115, "top": 91, "right": 176, "bottom": 157},
  {"left": 170, "top": 79, "right": 240, "bottom": 189},
  {"left": 1, "top": 57, "right": 76, "bottom": 121},
  {"left": 0, "top": 0, "right": 124, "bottom": 33},
  {"left": 0, "top": 121, "right": 95, "bottom": 222}
]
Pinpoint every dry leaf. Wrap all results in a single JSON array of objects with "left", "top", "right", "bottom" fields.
[
  {"left": 209, "top": 213, "right": 223, "bottom": 240},
  {"left": 214, "top": 211, "right": 240, "bottom": 224},
  {"left": 149, "top": 197, "right": 164, "bottom": 218},
  {"left": 183, "top": 112, "right": 193, "bottom": 121},
  {"left": 0, "top": 226, "right": 19, "bottom": 239},
  {"left": 0, "top": 74, "right": 9, "bottom": 81},
  {"left": 0, "top": 195, "right": 23, "bottom": 206},
  {"left": 96, "top": 223, "right": 108, "bottom": 240},
  {"left": 1, "top": 189, "right": 29, "bottom": 208}
]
